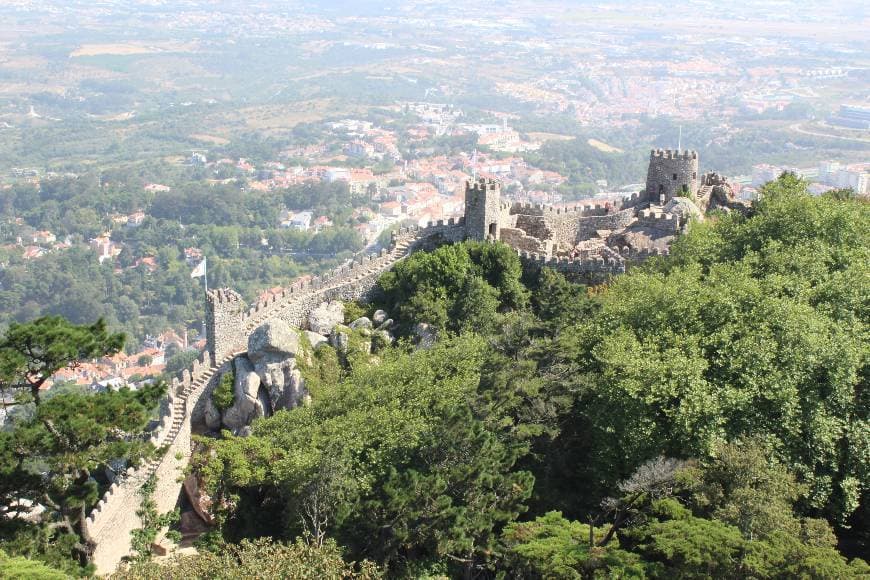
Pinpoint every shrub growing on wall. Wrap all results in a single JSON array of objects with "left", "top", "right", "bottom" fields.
[{"left": 212, "top": 369, "right": 235, "bottom": 411}]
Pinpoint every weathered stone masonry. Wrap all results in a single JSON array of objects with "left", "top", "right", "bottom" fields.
[
  {"left": 82, "top": 220, "right": 465, "bottom": 575},
  {"left": 206, "top": 218, "right": 466, "bottom": 362},
  {"left": 84, "top": 148, "right": 743, "bottom": 574},
  {"left": 82, "top": 348, "right": 229, "bottom": 575},
  {"left": 644, "top": 148, "right": 699, "bottom": 205}
]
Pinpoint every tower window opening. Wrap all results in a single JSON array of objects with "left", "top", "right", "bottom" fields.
[
  {"left": 672, "top": 173, "right": 677, "bottom": 180},
  {"left": 692, "top": 171, "right": 697, "bottom": 179},
  {"left": 489, "top": 222, "right": 497, "bottom": 237}
]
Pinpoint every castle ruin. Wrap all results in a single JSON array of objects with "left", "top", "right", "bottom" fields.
[
  {"left": 82, "top": 149, "right": 745, "bottom": 574},
  {"left": 461, "top": 148, "right": 747, "bottom": 277}
]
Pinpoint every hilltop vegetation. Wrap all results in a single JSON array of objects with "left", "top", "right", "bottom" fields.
[
  {"left": 1, "top": 175, "right": 867, "bottom": 578},
  {"left": 148, "top": 175, "right": 866, "bottom": 578}
]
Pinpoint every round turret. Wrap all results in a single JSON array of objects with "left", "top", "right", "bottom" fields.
[{"left": 644, "top": 149, "right": 699, "bottom": 205}]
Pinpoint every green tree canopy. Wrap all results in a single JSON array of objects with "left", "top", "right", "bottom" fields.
[
  {"left": 0, "top": 316, "right": 162, "bottom": 574},
  {"left": 197, "top": 335, "right": 535, "bottom": 576},
  {"left": 377, "top": 240, "right": 528, "bottom": 334},
  {"left": 0, "top": 316, "right": 124, "bottom": 405},
  {"left": 111, "top": 537, "right": 380, "bottom": 580},
  {"left": 544, "top": 176, "right": 868, "bottom": 525}
]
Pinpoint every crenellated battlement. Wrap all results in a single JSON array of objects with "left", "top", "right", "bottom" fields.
[
  {"left": 650, "top": 148, "right": 698, "bottom": 160},
  {"left": 83, "top": 347, "right": 221, "bottom": 574},
  {"left": 514, "top": 247, "right": 626, "bottom": 274},
  {"left": 510, "top": 200, "right": 614, "bottom": 217},
  {"left": 206, "top": 288, "right": 243, "bottom": 305},
  {"left": 86, "top": 147, "right": 723, "bottom": 575},
  {"left": 645, "top": 148, "right": 700, "bottom": 205},
  {"left": 205, "top": 218, "right": 466, "bottom": 361},
  {"left": 467, "top": 176, "right": 500, "bottom": 193},
  {"left": 636, "top": 209, "right": 681, "bottom": 232}
]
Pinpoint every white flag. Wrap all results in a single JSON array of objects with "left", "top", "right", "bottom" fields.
[{"left": 190, "top": 258, "right": 206, "bottom": 278}]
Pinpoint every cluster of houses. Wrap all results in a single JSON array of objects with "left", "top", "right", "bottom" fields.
[
  {"left": 2, "top": 226, "right": 70, "bottom": 260},
  {"left": 278, "top": 209, "right": 333, "bottom": 232},
  {"left": 45, "top": 330, "right": 205, "bottom": 393}
]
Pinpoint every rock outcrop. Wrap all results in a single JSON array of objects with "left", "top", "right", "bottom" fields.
[
  {"left": 221, "top": 356, "right": 263, "bottom": 432},
  {"left": 664, "top": 197, "right": 703, "bottom": 224},
  {"left": 208, "top": 306, "right": 395, "bottom": 434},
  {"left": 373, "top": 309, "right": 388, "bottom": 325},
  {"left": 304, "top": 330, "right": 329, "bottom": 350},
  {"left": 210, "top": 320, "right": 309, "bottom": 433},
  {"left": 247, "top": 320, "right": 300, "bottom": 364},
  {"left": 307, "top": 301, "right": 345, "bottom": 335}
]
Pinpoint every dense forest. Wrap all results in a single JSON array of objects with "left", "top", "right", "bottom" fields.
[{"left": 0, "top": 175, "right": 867, "bottom": 578}]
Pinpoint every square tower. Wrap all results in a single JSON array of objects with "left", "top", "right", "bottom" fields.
[{"left": 464, "top": 178, "right": 502, "bottom": 241}]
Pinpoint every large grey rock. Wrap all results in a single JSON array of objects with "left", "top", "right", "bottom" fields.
[
  {"left": 372, "top": 309, "right": 388, "bottom": 325},
  {"left": 259, "top": 358, "right": 299, "bottom": 411},
  {"left": 349, "top": 316, "right": 372, "bottom": 330},
  {"left": 282, "top": 368, "right": 306, "bottom": 410},
  {"left": 304, "top": 330, "right": 329, "bottom": 350},
  {"left": 307, "top": 301, "right": 345, "bottom": 335},
  {"left": 203, "top": 394, "right": 222, "bottom": 431},
  {"left": 376, "top": 318, "right": 394, "bottom": 331},
  {"left": 664, "top": 197, "right": 703, "bottom": 224},
  {"left": 247, "top": 321, "right": 300, "bottom": 364},
  {"left": 414, "top": 322, "right": 436, "bottom": 349},
  {"left": 261, "top": 361, "right": 285, "bottom": 410},
  {"left": 222, "top": 356, "right": 264, "bottom": 432},
  {"left": 330, "top": 328, "right": 350, "bottom": 354}
]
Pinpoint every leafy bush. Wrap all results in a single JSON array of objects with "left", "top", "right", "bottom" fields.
[
  {"left": 0, "top": 550, "right": 69, "bottom": 580},
  {"left": 377, "top": 240, "right": 528, "bottom": 334}
]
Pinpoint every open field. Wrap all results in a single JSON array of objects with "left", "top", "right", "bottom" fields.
[
  {"left": 235, "top": 99, "right": 367, "bottom": 132},
  {"left": 588, "top": 138, "right": 623, "bottom": 153},
  {"left": 70, "top": 42, "right": 198, "bottom": 57},
  {"left": 528, "top": 132, "right": 575, "bottom": 142},
  {"left": 190, "top": 134, "right": 230, "bottom": 145}
]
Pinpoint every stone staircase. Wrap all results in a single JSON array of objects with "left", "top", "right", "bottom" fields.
[
  {"left": 141, "top": 352, "right": 236, "bottom": 478},
  {"left": 142, "top": 352, "right": 239, "bottom": 557}
]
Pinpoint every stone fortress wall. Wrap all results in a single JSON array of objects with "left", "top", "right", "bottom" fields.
[
  {"left": 82, "top": 348, "right": 232, "bottom": 575},
  {"left": 85, "top": 148, "right": 734, "bottom": 574},
  {"left": 82, "top": 219, "right": 466, "bottom": 575},
  {"left": 207, "top": 218, "right": 466, "bottom": 362}
]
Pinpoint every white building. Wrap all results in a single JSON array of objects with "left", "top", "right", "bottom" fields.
[
  {"left": 751, "top": 164, "right": 782, "bottom": 187},
  {"left": 326, "top": 167, "right": 350, "bottom": 182},
  {"left": 818, "top": 161, "right": 842, "bottom": 184},
  {"left": 831, "top": 168, "right": 870, "bottom": 194},
  {"left": 290, "top": 211, "right": 313, "bottom": 231}
]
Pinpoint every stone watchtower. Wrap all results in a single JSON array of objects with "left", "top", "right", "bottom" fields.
[
  {"left": 205, "top": 288, "right": 246, "bottom": 362},
  {"left": 644, "top": 149, "right": 699, "bottom": 205},
  {"left": 464, "top": 178, "right": 502, "bottom": 241}
]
